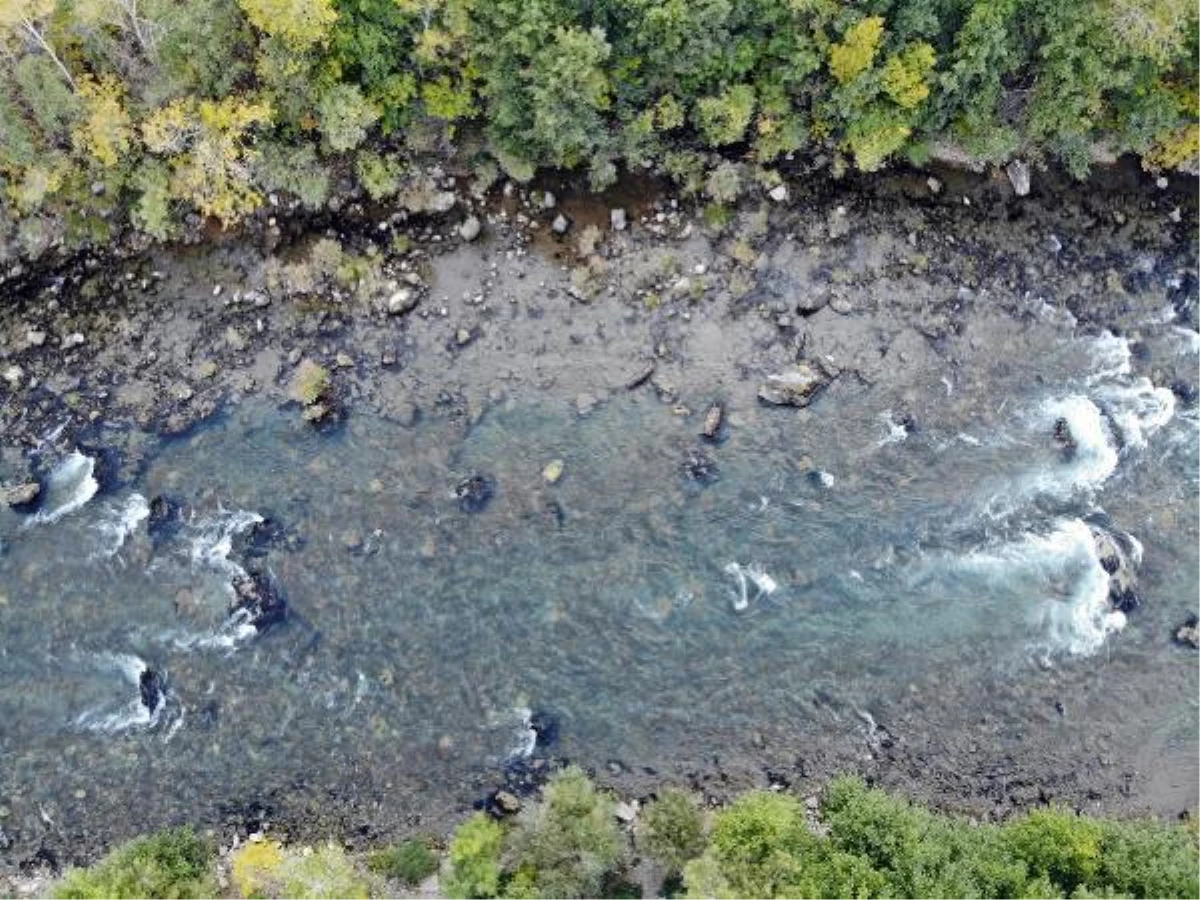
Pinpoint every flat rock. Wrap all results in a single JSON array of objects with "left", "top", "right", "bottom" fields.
[
  {"left": 757, "top": 363, "right": 830, "bottom": 408},
  {"left": 1006, "top": 159, "right": 1031, "bottom": 196},
  {"left": 1, "top": 481, "right": 40, "bottom": 507},
  {"left": 387, "top": 288, "right": 418, "bottom": 315}
]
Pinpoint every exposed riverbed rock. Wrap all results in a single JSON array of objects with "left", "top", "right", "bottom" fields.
[
  {"left": 1091, "top": 526, "right": 1141, "bottom": 613},
  {"left": 230, "top": 570, "right": 287, "bottom": 632},
  {"left": 459, "top": 216, "right": 482, "bottom": 242},
  {"left": 1, "top": 481, "right": 40, "bottom": 508},
  {"left": 757, "top": 362, "right": 831, "bottom": 408}
]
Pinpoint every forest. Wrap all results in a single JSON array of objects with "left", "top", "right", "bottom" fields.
[{"left": 1, "top": 0, "right": 1197, "bottom": 254}]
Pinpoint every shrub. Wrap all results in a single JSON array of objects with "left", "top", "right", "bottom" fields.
[
  {"left": 368, "top": 838, "right": 440, "bottom": 886},
  {"left": 507, "top": 766, "right": 626, "bottom": 899},
  {"left": 638, "top": 788, "right": 707, "bottom": 875},
  {"left": 443, "top": 813, "right": 506, "bottom": 899},
  {"left": 1003, "top": 807, "right": 1104, "bottom": 895},
  {"left": 53, "top": 827, "right": 215, "bottom": 899},
  {"left": 289, "top": 359, "right": 331, "bottom": 406},
  {"left": 231, "top": 839, "right": 287, "bottom": 898}
]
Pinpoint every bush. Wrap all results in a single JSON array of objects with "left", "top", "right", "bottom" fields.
[
  {"left": 367, "top": 838, "right": 440, "bottom": 886},
  {"left": 230, "top": 840, "right": 369, "bottom": 899},
  {"left": 53, "top": 827, "right": 215, "bottom": 899},
  {"left": 638, "top": 788, "right": 706, "bottom": 876},
  {"left": 443, "top": 813, "right": 506, "bottom": 899},
  {"left": 507, "top": 766, "right": 626, "bottom": 899},
  {"left": 1003, "top": 807, "right": 1104, "bottom": 895}
]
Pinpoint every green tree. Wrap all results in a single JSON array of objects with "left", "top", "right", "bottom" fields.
[{"left": 444, "top": 813, "right": 506, "bottom": 899}]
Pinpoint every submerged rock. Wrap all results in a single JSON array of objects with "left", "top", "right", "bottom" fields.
[
  {"left": 147, "top": 494, "right": 183, "bottom": 544},
  {"left": 757, "top": 362, "right": 830, "bottom": 408},
  {"left": 455, "top": 474, "right": 495, "bottom": 513},
  {"left": 528, "top": 709, "right": 559, "bottom": 747},
  {"left": 682, "top": 447, "right": 719, "bottom": 484}
]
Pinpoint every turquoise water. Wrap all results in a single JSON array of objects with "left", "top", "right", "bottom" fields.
[{"left": 0, "top": 310, "right": 1196, "bottom": 857}]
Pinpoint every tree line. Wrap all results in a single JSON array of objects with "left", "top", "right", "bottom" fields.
[{"left": 1, "top": 0, "right": 1196, "bottom": 251}]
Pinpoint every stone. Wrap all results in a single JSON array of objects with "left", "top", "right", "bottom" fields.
[
  {"left": 225, "top": 327, "right": 247, "bottom": 351},
  {"left": 26, "top": 329, "right": 46, "bottom": 347},
  {"left": 757, "top": 362, "right": 830, "bottom": 408},
  {"left": 335, "top": 352, "right": 354, "bottom": 369},
  {"left": 542, "top": 459, "right": 565, "bottom": 483},
  {"left": 614, "top": 801, "right": 638, "bottom": 824},
  {"left": 926, "top": 176, "right": 943, "bottom": 194},
  {"left": 624, "top": 362, "right": 655, "bottom": 390},
  {"left": 575, "top": 392, "right": 598, "bottom": 416},
  {"left": 829, "top": 297, "right": 853, "bottom": 315},
  {"left": 610, "top": 208, "right": 627, "bottom": 231},
  {"left": 1006, "top": 159, "right": 1031, "bottom": 197},
  {"left": 139, "top": 668, "right": 165, "bottom": 713},
  {"left": 682, "top": 447, "right": 718, "bottom": 484},
  {"left": 552, "top": 214, "right": 571, "bottom": 235},
  {"left": 1, "top": 481, "right": 40, "bottom": 507},
  {"left": 1174, "top": 613, "right": 1199, "bottom": 649},
  {"left": 341, "top": 530, "right": 363, "bottom": 551},
  {"left": 455, "top": 327, "right": 474, "bottom": 347},
  {"left": 2, "top": 365, "right": 23, "bottom": 387},
  {"left": 542, "top": 191, "right": 557, "bottom": 209},
  {"left": 454, "top": 474, "right": 495, "bottom": 513},
  {"left": 459, "top": 215, "right": 482, "bottom": 242},
  {"left": 493, "top": 791, "right": 521, "bottom": 815},
  {"left": 387, "top": 288, "right": 417, "bottom": 315},
  {"left": 62, "top": 332, "right": 85, "bottom": 348},
  {"left": 229, "top": 570, "right": 287, "bottom": 632},
  {"left": 1091, "top": 526, "right": 1140, "bottom": 613},
  {"left": 701, "top": 402, "right": 724, "bottom": 441},
  {"left": 768, "top": 184, "right": 789, "bottom": 203}
]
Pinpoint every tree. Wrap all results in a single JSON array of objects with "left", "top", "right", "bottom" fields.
[{"left": 236, "top": 0, "right": 336, "bottom": 49}]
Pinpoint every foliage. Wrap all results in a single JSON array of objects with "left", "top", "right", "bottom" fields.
[
  {"left": 443, "top": 813, "right": 506, "bottom": 899},
  {"left": 0, "top": 0, "right": 1196, "bottom": 250},
  {"left": 638, "top": 788, "right": 707, "bottom": 876},
  {"left": 53, "top": 827, "right": 215, "bottom": 899},
  {"left": 290, "top": 359, "right": 331, "bottom": 406},
  {"left": 506, "top": 765, "right": 626, "bottom": 899},
  {"left": 368, "top": 838, "right": 440, "bottom": 886},
  {"left": 230, "top": 839, "right": 369, "bottom": 899}
]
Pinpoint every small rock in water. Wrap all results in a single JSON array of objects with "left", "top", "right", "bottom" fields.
[
  {"left": 139, "top": 668, "right": 165, "bottom": 714},
  {"left": 701, "top": 402, "right": 725, "bottom": 441},
  {"left": 610, "top": 208, "right": 627, "bottom": 231},
  {"left": 1, "top": 481, "right": 40, "bottom": 508},
  {"left": 542, "top": 191, "right": 557, "bottom": 209},
  {"left": 1091, "top": 526, "right": 1140, "bottom": 613},
  {"left": 926, "top": 176, "right": 943, "bottom": 195},
  {"left": 757, "top": 362, "right": 830, "bottom": 408},
  {"left": 454, "top": 474, "right": 495, "bottom": 513},
  {"left": 1173, "top": 613, "right": 1199, "bottom": 649},
  {"left": 624, "top": 362, "right": 655, "bottom": 390},
  {"left": 575, "top": 392, "right": 599, "bottom": 416},
  {"left": 552, "top": 214, "right": 571, "bottom": 235},
  {"left": 230, "top": 570, "right": 287, "bottom": 632},
  {"left": 459, "top": 215, "right": 482, "bottom": 242},
  {"left": 26, "top": 329, "right": 47, "bottom": 347},
  {"left": 542, "top": 459, "right": 565, "bottom": 484},
  {"left": 768, "top": 184, "right": 789, "bottom": 203},
  {"left": 528, "top": 709, "right": 559, "bottom": 747},
  {"left": 682, "top": 447, "right": 719, "bottom": 484}
]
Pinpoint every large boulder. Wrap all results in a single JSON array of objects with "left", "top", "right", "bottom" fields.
[{"left": 1091, "top": 526, "right": 1140, "bottom": 613}]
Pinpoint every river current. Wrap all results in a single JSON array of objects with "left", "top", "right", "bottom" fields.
[{"left": 1, "top": 295, "right": 1196, "bottom": 853}]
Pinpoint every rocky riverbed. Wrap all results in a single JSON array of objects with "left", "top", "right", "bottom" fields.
[{"left": 0, "top": 160, "right": 1197, "bottom": 877}]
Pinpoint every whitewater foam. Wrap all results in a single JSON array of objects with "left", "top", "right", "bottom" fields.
[
  {"left": 1085, "top": 330, "right": 1133, "bottom": 384},
  {"left": 25, "top": 451, "right": 98, "bottom": 526},
  {"left": 1096, "top": 378, "right": 1176, "bottom": 450},
  {"left": 74, "top": 653, "right": 164, "bottom": 734},
  {"left": 1038, "top": 395, "right": 1119, "bottom": 493},
  {"left": 725, "top": 561, "right": 778, "bottom": 612},
  {"left": 962, "top": 519, "right": 1126, "bottom": 657},
  {"left": 90, "top": 493, "right": 150, "bottom": 559}
]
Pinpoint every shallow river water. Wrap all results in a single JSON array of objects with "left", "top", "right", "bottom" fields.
[{"left": 1, "top": 294, "right": 1197, "bottom": 855}]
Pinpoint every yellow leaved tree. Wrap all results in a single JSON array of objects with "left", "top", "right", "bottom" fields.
[{"left": 142, "top": 96, "right": 273, "bottom": 225}]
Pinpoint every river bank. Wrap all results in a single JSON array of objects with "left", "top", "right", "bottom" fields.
[{"left": 0, "top": 160, "right": 1197, "bottom": 876}]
